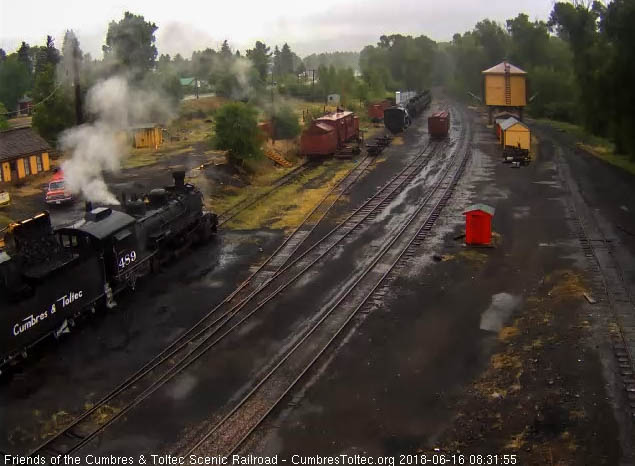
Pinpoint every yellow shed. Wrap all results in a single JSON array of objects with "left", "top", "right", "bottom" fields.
[
  {"left": 130, "top": 124, "right": 164, "bottom": 149},
  {"left": 500, "top": 117, "right": 530, "bottom": 151},
  {"left": 483, "top": 61, "right": 527, "bottom": 107}
]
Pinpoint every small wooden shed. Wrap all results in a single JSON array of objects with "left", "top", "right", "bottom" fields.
[
  {"left": 500, "top": 117, "right": 530, "bottom": 151},
  {"left": 464, "top": 203, "right": 495, "bottom": 246},
  {"left": 130, "top": 124, "right": 163, "bottom": 149},
  {"left": 17, "top": 96, "right": 33, "bottom": 116},
  {"left": 494, "top": 111, "right": 519, "bottom": 141}
]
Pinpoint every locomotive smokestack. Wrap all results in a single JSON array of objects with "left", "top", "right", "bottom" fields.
[
  {"left": 173, "top": 171, "right": 185, "bottom": 189},
  {"left": 85, "top": 201, "right": 93, "bottom": 212}
]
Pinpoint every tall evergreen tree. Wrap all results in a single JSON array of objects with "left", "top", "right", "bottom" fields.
[
  {"left": 273, "top": 45, "right": 281, "bottom": 77},
  {"left": 279, "top": 43, "right": 294, "bottom": 75},
  {"left": 246, "top": 41, "right": 271, "bottom": 82}
]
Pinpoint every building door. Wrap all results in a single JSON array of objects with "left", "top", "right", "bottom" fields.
[{"left": 9, "top": 160, "right": 18, "bottom": 181}]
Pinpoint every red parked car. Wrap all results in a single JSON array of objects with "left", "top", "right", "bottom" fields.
[{"left": 45, "top": 170, "right": 73, "bottom": 205}]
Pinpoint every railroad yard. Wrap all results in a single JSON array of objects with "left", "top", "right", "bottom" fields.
[{"left": 1, "top": 93, "right": 634, "bottom": 466}]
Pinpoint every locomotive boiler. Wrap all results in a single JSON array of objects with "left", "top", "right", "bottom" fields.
[{"left": 0, "top": 171, "right": 217, "bottom": 370}]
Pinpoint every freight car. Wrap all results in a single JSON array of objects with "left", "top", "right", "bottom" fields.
[
  {"left": 428, "top": 111, "right": 451, "bottom": 138},
  {"left": 384, "top": 90, "right": 431, "bottom": 133},
  {"left": 367, "top": 100, "right": 392, "bottom": 122},
  {"left": 406, "top": 90, "right": 431, "bottom": 119},
  {"left": 300, "top": 110, "right": 360, "bottom": 156},
  {"left": 0, "top": 171, "right": 217, "bottom": 370}
]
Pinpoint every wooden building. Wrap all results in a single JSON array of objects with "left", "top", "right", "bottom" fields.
[
  {"left": 130, "top": 124, "right": 164, "bottom": 149},
  {"left": 17, "top": 96, "right": 33, "bottom": 116},
  {"left": 482, "top": 61, "right": 527, "bottom": 124},
  {"left": 500, "top": 117, "right": 530, "bottom": 151},
  {"left": 0, "top": 127, "right": 51, "bottom": 183}
]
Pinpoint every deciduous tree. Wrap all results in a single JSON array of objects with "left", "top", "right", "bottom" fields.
[
  {"left": 0, "top": 55, "right": 31, "bottom": 111},
  {"left": 103, "top": 11, "right": 158, "bottom": 78},
  {"left": 213, "top": 102, "right": 262, "bottom": 165},
  {"left": 31, "top": 64, "right": 75, "bottom": 142}
]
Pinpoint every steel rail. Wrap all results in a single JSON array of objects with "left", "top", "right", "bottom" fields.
[
  {"left": 33, "top": 121, "right": 447, "bottom": 456},
  {"left": 27, "top": 152, "right": 373, "bottom": 457},
  {"left": 217, "top": 161, "right": 314, "bottom": 226},
  {"left": 45, "top": 136, "right": 443, "bottom": 455},
  {"left": 186, "top": 111, "right": 471, "bottom": 456},
  {"left": 555, "top": 151, "right": 635, "bottom": 366},
  {"left": 29, "top": 120, "right": 441, "bottom": 456}
]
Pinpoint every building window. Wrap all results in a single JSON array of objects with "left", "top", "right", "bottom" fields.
[
  {"left": 23, "top": 158, "right": 30, "bottom": 176},
  {"left": 36, "top": 155, "right": 43, "bottom": 172}
]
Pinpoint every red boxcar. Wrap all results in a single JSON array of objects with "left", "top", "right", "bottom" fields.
[
  {"left": 300, "top": 122, "right": 338, "bottom": 156},
  {"left": 428, "top": 111, "right": 450, "bottom": 138},
  {"left": 315, "top": 111, "right": 359, "bottom": 147},
  {"left": 367, "top": 100, "right": 392, "bottom": 122}
]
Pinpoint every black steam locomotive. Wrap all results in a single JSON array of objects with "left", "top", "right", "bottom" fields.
[
  {"left": 0, "top": 172, "right": 217, "bottom": 370},
  {"left": 384, "top": 90, "right": 432, "bottom": 133}
]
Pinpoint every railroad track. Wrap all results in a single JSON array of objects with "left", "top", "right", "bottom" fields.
[
  {"left": 217, "top": 161, "right": 314, "bottom": 227},
  {"left": 184, "top": 112, "right": 472, "bottom": 456},
  {"left": 555, "top": 148, "right": 635, "bottom": 404},
  {"left": 29, "top": 120, "right": 449, "bottom": 457},
  {"left": 27, "top": 153, "right": 375, "bottom": 457}
]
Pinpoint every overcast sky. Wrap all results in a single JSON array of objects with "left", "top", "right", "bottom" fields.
[{"left": 0, "top": 0, "right": 556, "bottom": 58}]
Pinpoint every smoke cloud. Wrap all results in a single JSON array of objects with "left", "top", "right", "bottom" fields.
[
  {"left": 60, "top": 75, "right": 175, "bottom": 204},
  {"left": 229, "top": 57, "right": 254, "bottom": 99}
]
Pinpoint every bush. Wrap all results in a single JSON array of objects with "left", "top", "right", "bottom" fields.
[
  {"left": 213, "top": 102, "right": 262, "bottom": 164},
  {"left": 271, "top": 105, "right": 300, "bottom": 140}
]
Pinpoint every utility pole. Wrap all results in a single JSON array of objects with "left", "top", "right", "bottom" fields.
[
  {"left": 310, "top": 69, "right": 316, "bottom": 99},
  {"left": 72, "top": 45, "right": 83, "bottom": 124},
  {"left": 271, "top": 70, "right": 276, "bottom": 144}
]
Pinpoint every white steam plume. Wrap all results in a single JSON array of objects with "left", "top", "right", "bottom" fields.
[
  {"left": 230, "top": 57, "right": 253, "bottom": 99},
  {"left": 60, "top": 75, "right": 174, "bottom": 205}
]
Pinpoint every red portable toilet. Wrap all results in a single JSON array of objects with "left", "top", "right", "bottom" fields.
[{"left": 463, "top": 203, "right": 495, "bottom": 245}]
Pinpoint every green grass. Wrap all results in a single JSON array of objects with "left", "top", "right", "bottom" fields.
[
  {"left": 217, "top": 160, "right": 355, "bottom": 231},
  {"left": 576, "top": 143, "right": 635, "bottom": 176},
  {"left": 535, "top": 118, "right": 635, "bottom": 176}
]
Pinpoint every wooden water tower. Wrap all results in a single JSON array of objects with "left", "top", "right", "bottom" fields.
[{"left": 482, "top": 61, "right": 527, "bottom": 124}]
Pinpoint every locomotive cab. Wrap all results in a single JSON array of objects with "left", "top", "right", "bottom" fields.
[{"left": 59, "top": 207, "right": 150, "bottom": 289}]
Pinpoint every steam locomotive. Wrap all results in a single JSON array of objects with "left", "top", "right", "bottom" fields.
[
  {"left": 384, "top": 90, "right": 432, "bottom": 133},
  {"left": 0, "top": 171, "right": 217, "bottom": 370}
]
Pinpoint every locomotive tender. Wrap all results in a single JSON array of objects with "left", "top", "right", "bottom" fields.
[
  {"left": 0, "top": 171, "right": 217, "bottom": 370},
  {"left": 384, "top": 90, "right": 432, "bottom": 133}
]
